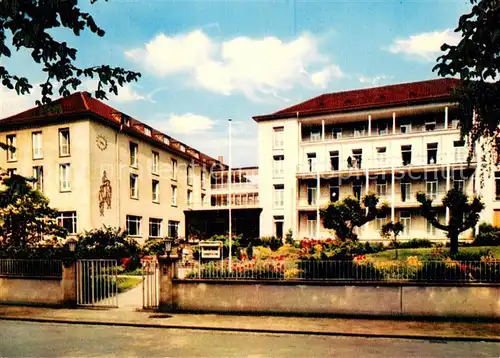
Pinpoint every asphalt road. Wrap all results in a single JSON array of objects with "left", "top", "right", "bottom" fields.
[{"left": 0, "top": 321, "right": 498, "bottom": 357}]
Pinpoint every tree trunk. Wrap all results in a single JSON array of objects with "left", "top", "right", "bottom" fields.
[{"left": 449, "top": 232, "right": 459, "bottom": 257}]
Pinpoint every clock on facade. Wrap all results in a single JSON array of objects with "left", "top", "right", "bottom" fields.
[{"left": 96, "top": 135, "right": 108, "bottom": 151}]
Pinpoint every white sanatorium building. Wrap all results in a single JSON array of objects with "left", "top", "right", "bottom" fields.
[{"left": 253, "top": 78, "right": 500, "bottom": 242}]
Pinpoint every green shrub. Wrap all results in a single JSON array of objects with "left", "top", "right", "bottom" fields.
[
  {"left": 284, "top": 229, "right": 294, "bottom": 245},
  {"left": 395, "top": 239, "right": 434, "bottom": 249},
  {"left": 260, "top": 236, "right": 283, "bottom": 251},
  {"left": 141, "top": 238, "right": 165, "bottom": 256},
  {"left": 473, "top": 223, "right": 500, "bottom": 246}
]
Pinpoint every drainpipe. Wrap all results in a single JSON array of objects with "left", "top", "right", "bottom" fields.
[{"left": 116, "top": 120, "right": 123, "bottom": 229}]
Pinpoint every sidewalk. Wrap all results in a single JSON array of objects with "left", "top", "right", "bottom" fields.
[{"left": 0, "top": 304, "right": 499, "bottom": 342}]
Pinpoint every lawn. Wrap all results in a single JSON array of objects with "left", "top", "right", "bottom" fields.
[
  {"left": 116, "top": 276, "right": 142, "bottom": 293},
  {"left": 366, "top": 246, "right": 500, "bottom": 262}
]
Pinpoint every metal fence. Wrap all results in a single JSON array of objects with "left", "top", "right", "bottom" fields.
[
  {"left": 76, "top": 259, "right": 118, "bottom": 307},
  {"left": 0, "top": 259, "right": 63, "bottom": 278},
  {"left": 184, "top": 260, "right": 500, "bottom": 283}
]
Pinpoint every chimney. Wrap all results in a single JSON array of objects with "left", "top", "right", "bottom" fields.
[{"left": 217, "top": 156, "right": 224, "bottom": 163}]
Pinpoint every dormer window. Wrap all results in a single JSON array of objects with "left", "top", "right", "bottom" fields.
[
  {"left": 163, "top": 137, "right": 170, "bottom": 145},
  {"left": 425, "top": 120, "right": 436, "bottom": 131},
  {"left": 180, "top": 145, "right": 186, "bottom": 152},
  {"left": 144, "top": 127, "right": 151, "bottom": 136}
]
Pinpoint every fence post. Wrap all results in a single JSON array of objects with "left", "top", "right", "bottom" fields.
[
  {"left": 158, "top": 255, "right": 179, "bottom": 312},
  {"left": 62, "top": 261, "right": 77, "bottom": 307}
]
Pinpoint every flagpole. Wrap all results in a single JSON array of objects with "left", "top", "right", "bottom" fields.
[{"left": 228, "top": 119, "right": 232, "bottom": 272}]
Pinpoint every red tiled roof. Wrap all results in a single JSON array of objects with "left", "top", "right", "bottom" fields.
[
  {"left": 253, "top": 78, "right": 460, "bottom": 121},
  {"left": 0, "top": 92, "right": 224, "bottom": 167}
]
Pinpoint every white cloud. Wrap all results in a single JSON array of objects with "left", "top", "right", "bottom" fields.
[
  {"left": 0, "top": 86, "right": 42, "bottom": 118},
  {"left": 386, "top": 29, "right": 461, "bottom": 61},
  {"left": 358, "top": 75, "right": 393, "bottom": 86},
  {"left": 157, "top": 113, "right": 215, "bottom": 134},
  {"left": 310, "top": 65, "right": 344, "bottom": 89},
  {"left": 126, "top": 30, "right": 342, "bottom": 101}
]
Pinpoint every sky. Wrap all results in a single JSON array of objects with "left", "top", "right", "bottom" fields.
[{"left": 0, "top": 0, "right": 471, "bottom": 167}]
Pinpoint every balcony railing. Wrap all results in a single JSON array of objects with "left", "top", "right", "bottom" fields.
[
  {"left": 297, "top": 153, "right": 474, "bottom": 174},
  {"left": 211, "top": 183, "right": 259, "bottom": 191}
]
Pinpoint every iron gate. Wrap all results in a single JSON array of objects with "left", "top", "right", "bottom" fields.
[
  {"left": 142, "top": 259, "right": 159, "bottom": 309},
  {"left": 76, "top": 259, "right": 118, "bottom": 307}
]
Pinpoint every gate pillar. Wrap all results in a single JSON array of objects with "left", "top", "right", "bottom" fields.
[
  {"left": 62, "top": 262, "right": 77, "bottom": 307},
  {"left": 158, "top": 255, "right": 180, "bottom": 312}
]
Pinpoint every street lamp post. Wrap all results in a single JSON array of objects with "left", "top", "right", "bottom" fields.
[{"left": 228, "top": 118, "right": 232, "bottom": 272}]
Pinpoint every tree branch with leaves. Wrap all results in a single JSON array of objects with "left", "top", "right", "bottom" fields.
[
  {"left": 416, "top": 188, "right": 484, "bottom": 256},
  {"left": 0, "top": 0, "right": 141, "bottom": 105},
  {"left": 380, "top": 221, "right": 404, "bottom": 259}
]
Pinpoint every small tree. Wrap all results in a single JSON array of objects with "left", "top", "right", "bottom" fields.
[
  {"left": 0, "top": 173, "right": 66, "bottom": 257},
  {"left": 320, "top": 194, "right": 390, "bottom": 242},
  {"left": 416, "top": 188, "right": 484, "bottom": 256},
  {"left": 380, "top": 221, "right": 404, "bottom": 259}
]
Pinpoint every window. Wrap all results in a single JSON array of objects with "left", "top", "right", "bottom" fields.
[
  {"left": 332, "top": 128, "right": 342, "bottom": 139},
  {"left": 59, "top": 164, "right": 71, "bottom": 191},
  {"left": 171, "top": 159, "right": 177, "bottom": 180},
  {"left": 33, "top": 166, "right": 43, "bottom": 191},
  {"left": 129, "top": 142, "right": 138, "bottom": 167},
  {"left": 152, "top": 152, "right": 159, "bottom": 174},
  {"left": 201, "top": 170, "right": 206, "bottom": 190},
  {"left": 6, "top": 134, "right": 16, "bottom": 161},
  {"left": 400, "top": 211, "right": 411, "bottom": 236},
  {"left": 376, "top": 178, "right": 387, "bottom": 197},
  {"left": 274, "top": 184, "right": 284, "bottom": 207},
  {"left": 58, "top": 128, "right": 70, "bottom": 156},
  {"left": 273, "top": 155, "right": 284, "bottom": 177},
  {"left": 273, "top": 127, "right": 284, "bottom": 149},
  {"left": 201, "top": 193, "right": 206, "bottom": 207},
  {"left": 187, "top": 165, "right": 193, "bottom": 186},
  {"left": 451, "top": 119, "right": 460, "bottom": 129},
  {"left": 307, "top": 217, "right": 317, "bottom": 237},
  {"left": 7, "top": 168, "right": 16, "bottom": 177},
  {"left": 376, "top": 147, "right": 387, "bottom": 166},
  {"left": 152, "top": 180, "right": 159, "bottom": 202},
  {"left": 426, "top": 219, "right": 436, "bottom": 236},
  {"left": 310, "top": 127, "right": 321, "bottom": 141},
  {"left": 274, "top": 216, "right": 284, "bottom": 239},
  {"left": 453, "top": 179, "right": 465, "bottom": 192},
  {"left": 32, "top": 132, "right": 43, "bottom": 159},
  {"left": 376, "top": 215, "right": 387, "bottom": 231},
  {"left": 425, "top": 119, "right": 436, "bottom": 131},
  {"left": 144, "top": 127, "right": 151, "bottom": 136},
  {"left": 354, "top": 126, "right": 365, "bottom": 137},
  {"left": 350, "top": 149, "right": 362, "bottom": 169},
  {"left": 401, "top": 145, "right": 412, "bottom": 166},
  {"left": 426, "top": 180, "right": 438, "bottom": 200},
  {"left": 149, "top": 218, "right": 162, "bottom": 238},
  {"left": 168, "top": 221, "right": 179, "bottom": 238},
  {"left": 307, "top": 183, "right": 317, "bottom": 205},
  {"left": 307, "top": 153, "right": 316, "bottom": 172},
  {"left": 171, "top": 185, "right": 177, "bottom": 206},
  {"left": 126, "top": 215, "right": 141, "bottom": 236},
  {"left": 378, "top": 123, "right": 388, "bottom": 136},
  {"left": 163, "top": 137, "right": 170, "bottom": 145},
  {"left": 330, "top": 178, "right": 339, "bottom": 202},
  {"left": 454, "top": 141, "right": 466, "bottom": 162},
  {"left": 130, "top": 174, "right": 138, "bottom": 199},
  {"left": 352, "top": 180, "right": 362, "bottom": 201},
  {"left": 400, "top": 122, "right": 411, "bottom": 134},
  {"left": 427, "top": 143, "right": 438, "bottom": 164},
  {"left": 495, "top": 172, "right": 500, "bottom": 200},
  {"left": 330, "top": 151, "right": 339, "bottom": 171},
  {"left": 187, "top": 189, "right": 193, "bottom": 207},
  {"left": 58, "top": 211, "right": 77, "bottom": 234},
  {"left": 401, "top": 182, "right": 411, "bottom": 202}
]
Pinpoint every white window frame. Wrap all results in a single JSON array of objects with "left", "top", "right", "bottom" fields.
[
  {"left": 126, "top": 215, "right": 141, "bottom": 236},
  {"left": 187, "top": 165, "right": 193, "bottom": 186},
  {"left": 149, "top": 218, "right": 163, "bottom": 238},
  {"left": 130, "top": 174, "right": 138, "bottom": 199},
  {"left": 201, "top": 170, "right": 206, "bottom": 190},
  {"left": 376, "top": 147, "right": 387, "bottom": 166},
  {"left": 400, "top": 123, "right": 411, "bottom": 134},
  {"left": 453, "top": 179, "right": 465, "bottom": 192},
  {"left": 32, "top": 131, "right": 43, "bottom": 159},
  {"left": 7, "top": 168, "right": 16, "bottom": 177},
  {"left": 130, "top": 142, "right": 138, "bottom": 167},
  {"left": 307, "top": 153, "right": 316, "bottom": 172},
  {"left": 144, "top": 127, "right": 151, "bottom": 136},
  {"left": 152, "top": 179, "right": 159, "bottom": 203},
  {"left": 400, "top": 212, "right": 411, "bottom": 236},
  {"left": 171, "top": 185, "right": 177, "bottom": 206},
  {"left": 376, "top": 215, "right": 387, "bottom": 231},
  {"left": 171, "top": 159, "right": 178, "bottom": 180},
  {"left": 168, "top": 220, "right": 179, "bottom": 238},
  {"left": 273, "top": 185, "right": 284, "bottom": 208},
  {"left": 378, "top": 123, "right": 388, "bottom": 136},
  {"left": 401, "top": 182, "right": 411, "bottom": 202},
  {"left": 425, "top": 120, "right": 437, "bottom": 131},
  {"left": 33, "top": 166, "right": 43, "bottom": 192},
  {"left": 307, "top": 219, "right": 317, "bottom": 237},
  {"left": 187, "top": 189, "right": 193, "bottom": 207},
  {"left": 152, "top": 151, "right": 159, "bottom": 174},
  {"left": 454, "top": 141, "right": 466, "bottom": 163},
  {"left": 376, "top": 182, "right": 387, "bottom": 198},
  {"left": 426, "top": 219, "right": 436, "bottom": 236},
  {"left": 426, "top": 180, "right": 438, "bottom": 200},
  {"left": 307, "top": 185, "right": 317, "bottom": 205},
  {"left": 58, "top": 128, "right": 70, "bottom": 157},
  {"left": 6, "top": 134, "right": 16, "bottom": 161},
  {"left": 273, "top": 127, "right": 284, "bottom": 149},
  {"left": 58, "top": 211, "right": 77, "bottom": 234},
  {"left": 332, "top": 129, "right": 342, "bottom": 139},
  {"left": 354, "top": 126, "right": 365, "bottom": 137},
  {"left": 310, "top": 129, "right": 321, "bottom": 141},
  {"left": 273, "top": 155, "right": 284, "bottom": 178},
  {"left": 59, "top": 163, "right": 71, "bottom": 192}
]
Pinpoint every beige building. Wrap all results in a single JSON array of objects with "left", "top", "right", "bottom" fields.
[
  {"left": 0, "top": 92, "right": 223, "bottom": 244},
  {"left": 253, "top": 78, "right": 500, "bottom": 242}
]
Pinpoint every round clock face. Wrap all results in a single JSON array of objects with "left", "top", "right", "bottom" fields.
[{"left": 96, "top": 135, "right": 108, "bottom": 151}]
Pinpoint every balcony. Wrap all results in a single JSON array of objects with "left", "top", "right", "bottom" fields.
[
  {"left": 211, "top": 182, "right": 259, "bottom": 192},
  {"left": 189, "top": 200, "right": 260, "bottom": 211}
]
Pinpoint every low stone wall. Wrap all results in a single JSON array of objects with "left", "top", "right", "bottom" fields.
[
  {"left": 171, "top": 280, "right": 500, "bottom": 319},
  {"left": 0, "top": 277, "right": 64, "bottom": 306}
]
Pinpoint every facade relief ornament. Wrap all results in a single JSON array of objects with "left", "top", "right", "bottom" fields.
[{"left": 99, "top": 171, "right": 112, "bottom": 217}]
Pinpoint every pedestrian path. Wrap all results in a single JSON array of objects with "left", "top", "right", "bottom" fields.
[{"left": 0, "top": 304, "right": 498, "bottom": 342}]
